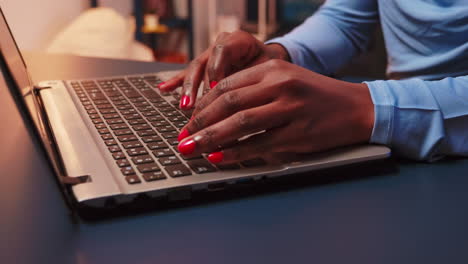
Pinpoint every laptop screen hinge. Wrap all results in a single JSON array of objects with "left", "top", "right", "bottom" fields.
[
  {"left": 33, "top": 85, "right": 52, "bottom": 92},
  {"left": 61, "top": 175, "right": 92, "bottom": 186}
]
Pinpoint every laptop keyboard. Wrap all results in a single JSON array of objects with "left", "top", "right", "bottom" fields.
[{"left": 69, "top": 75, "right": 263, "bottom": 185}]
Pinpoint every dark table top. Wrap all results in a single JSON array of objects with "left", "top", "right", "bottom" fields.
[{"left": 1, "top": 52, "right": 467, "bottom": 264}]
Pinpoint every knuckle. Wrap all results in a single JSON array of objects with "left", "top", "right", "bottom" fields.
[
  {"left": 201, "top": 129, "right": 216, "bottom": 146},
  {"left": 235, "top": 111, "right": 253, "bottom": 130},
  {"left": 194, "top": 100, "right": 206, "bottom": 113},
  {"left": 190, "top": 58, "right": 202, "bottom": 67},
  {"left": 217, "top": 78, "right": 231, "bottom": 91},
  {"left": 192, "top": 115, "right": 205, "bottom": 131},
  {"left": 183, "top": 81, "right": 193, "bottom": 90},
  {"left": 222, "top": 91, "right": 241, "bottom": 111},
  {"left": 266, "top": 59, "right": 284, "bottom": 69}
]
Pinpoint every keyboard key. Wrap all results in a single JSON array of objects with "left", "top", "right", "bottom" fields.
[
  {"left": 158, "top": 156, "right": 181, "bottom": 166},
  {"left": 173, "top": 121, "right": 187, "bottom": 128},
  {"left": 127, "top": 147, "right": 148, "bottom": 156},
  {"left": 187, "top": 159, "right": 217, "bottom": 174},
  {"left": 147, "top": 141, "right": 168, "bottom": 150},
  {"left": 105, "top": 139, "right": 118, "bottom": 146},
  {"left": 217, "top": 163, "right": 241, "bottom": 170},
  {"left": 103, "top": 113, "right": 120, "bottom": 119},
  {"left": 117, "top": 135, "right": 138, "bottom": 142},
  {"left": 125, "top": 175, "right": 141, "bottom": 184},
  {"left": 95, "top": 123, "right": 107, "bottom": 129},
  {"left": 151, "top": 120, "right": 169, "bottom": 127},
  {"left": 121, "top": 166, "right": 136, "bottom": 175},
  {"left": 92, "top": 118, "right": 104, "bottom": 124},
  {"left": 90, "top": 114, "right": 101, "bottom": 119},
  {"left": 98, "top": 128, "right": 110, "bottom": 134},
  {"left": 132, "top": 124, "right": 151, "bottom": 131},
  {"left": 161, "top": 131, "right": 178, "bottom": 139},
  {"left": 109, "top": 124, "right": 129, "bottom": 130},
  {"left": 153, "top": 148, "right": 174, "bottom": 157},
  {"left": 100, "top": 108, "right": 117, "bottom": 114},
  {"left": 137, "top": 129, "right": 157, "bottom": 137},
  {"left": 96, "top": 104, "right": 114, "bottom": 110},
  {"left": 142, "top": 135, "right": 162, "bottom": 143},
  {"left": 156, "top": 125, "right": 176, "bottom": 133},
  {"left": 124, "top": 113, "right": 142, "bottom": 120},
  {"left": 108, "top": 145, "right": 121, "bottom": 153},
  {"left": 120, "top": 109, "right": 137, "bottom": 115},
  {"left": 114, "top": 129, "right": 133, "bottom": 136},
  {"left": 167, "top": 139, "right": 180, "bottom": 146},
  {"left": 128, "top": 119, "right": 147, "bottom": 125},
  {"left": 137, "top": 163, "right": 160, "bottom": 173},
  {"left": 132, "top": 155, "right": 154, "bottom": 164},
  {"left": 142, "top": 171, "right": 166, "bottom": 182},
  {"left": 147, "top": 115, "right": 165, "bottom": 122},
  {"left": 101, "top": 134, "right": 114, "bottom": 140},
  {"left": 116, "top": 159, "right": 130, "bottom": 167},
  {"left": 122, "top": 141, "right": 143, "bottom": 149},
  {"left": 106, "top": 118, "right": 124, "bottom": 125},
  {"left": 142, "top": 110, "right": 159, "bottom": 117},
  {"left": 165, "top": 164, "right": 191, "bottom": 177},
  {"left": 112, "top": 152, "right": 126, "bottom": 160}
]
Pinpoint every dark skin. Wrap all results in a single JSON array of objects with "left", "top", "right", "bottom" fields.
[{"left": 160, "top": 31, "right": 374, "bottom": 164}]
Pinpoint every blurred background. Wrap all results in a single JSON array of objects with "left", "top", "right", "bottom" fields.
[{"left": 0, "top": 0, "right": 386, "bottom": 78}]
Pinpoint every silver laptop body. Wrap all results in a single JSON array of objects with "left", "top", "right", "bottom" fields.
[{"left": 0, "top": 8, "right": 390, "bottom": 210}]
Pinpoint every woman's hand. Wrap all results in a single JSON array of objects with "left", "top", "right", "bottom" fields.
[
  {"left": 158, "top": 30, "right": 290, "bottom": 110},
  {"left": 176, "top": 59, "right": 375, "bottom": 164}
]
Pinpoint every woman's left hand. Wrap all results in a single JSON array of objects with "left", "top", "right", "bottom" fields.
[{"left": 177, "top": 59, "right": 375, "bottom": 164}]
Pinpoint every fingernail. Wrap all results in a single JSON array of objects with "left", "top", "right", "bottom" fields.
[
  {"left": 207, "top": 151, "right": 224, "bottom": 163},
  {"left": 178, "top": 139, "right": 196, "bottom": 155},
  {"left": 157, "top": 81, "right": 166, "bottom": 89},
  {"left": 180, "top": 95, "right": 191, "bottom": 109},
  {"left": 178, "top": 129, "right": 190, "bottom": 142},
  {"left": 210, "top": 81, "right": 218, "bottom": 89},
  {"left": 190, "top": 115, "right": 195, "bottom": 121}
]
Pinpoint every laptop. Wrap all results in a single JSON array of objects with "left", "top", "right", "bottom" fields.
[{"left": 0, "top": 8, "right": 390, "bottom": 214}]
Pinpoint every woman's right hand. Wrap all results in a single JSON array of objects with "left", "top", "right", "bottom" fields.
[{"left": 157, "top": 30, "right": 290, "bottom": 110}]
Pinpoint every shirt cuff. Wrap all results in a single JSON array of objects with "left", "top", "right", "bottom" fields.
[{"left": 364, "top": 80, "right": 394, "bottom": 146}]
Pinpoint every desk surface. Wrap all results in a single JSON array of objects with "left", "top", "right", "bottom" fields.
[{"left": 1, "top": 53, "right": 468, "bottom": 264}]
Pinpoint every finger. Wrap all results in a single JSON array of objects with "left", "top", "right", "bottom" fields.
[
  {"left": 191, "top": 63, "right": 268, "bottom": 117},
  {"left": 178, "top": 102, "right": 289, "bottom": 156},
  {"left": 158, "top": 70, "right": 185, "bottom": 92},
  {"left": 179, "top": 50, "right": 210, "bottom": 110},
  {"left": 187, "top": 83, "right": 276, "bottom": 135},
  {"left": 206, "top": 126, "right": 294, "bottom": 164},
  {"left": 206, "top": 31, "right": 261, "bottom": 85}
]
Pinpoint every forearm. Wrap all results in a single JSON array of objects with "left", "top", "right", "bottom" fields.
[
  {"left": 266, "top": 0, "right": 378, "bottom": 75},
  {"left": 366, "top": 75, "right": 468, "bottom": 161}
]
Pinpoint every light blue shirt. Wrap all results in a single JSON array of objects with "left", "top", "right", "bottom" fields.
[{"left": 267, "top": 0, "right": 468, "bottom": 161}]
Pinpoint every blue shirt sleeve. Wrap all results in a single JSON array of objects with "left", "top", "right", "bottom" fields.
[
  {"left": 266, "top": 0, "right": 468, "bottom": 160},
  {"left": 266, "top": 0, "right": 379, "bottom": 75},
  {"left": 366, "top": 76, "right": 468, "bottom": 161}
]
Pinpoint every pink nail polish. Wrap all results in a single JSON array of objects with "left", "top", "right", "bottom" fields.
[
  {"left": 210, "top": 81, "right": 218, "bottom": 89},
  {"left": 158, "top": 81, "right": 166, "bottom": 89},
  {"left": 178, "top": 129, "right": 190, "bottom": 142},
  {"left": 180, "top": 95, "right": 191, "bottom": 109},
  {"left": 208, "top": 152, "right": 224, "bottom": 163},
  {"left": 178, "top": 139, "right": 196, "bottom": 155}
]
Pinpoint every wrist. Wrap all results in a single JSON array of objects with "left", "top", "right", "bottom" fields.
[
  {"left": 352, "top": 83, "right": 375, "bottom": 143},
  {"left": 265, "top": 43, "right": 291, "bottom": 62}
]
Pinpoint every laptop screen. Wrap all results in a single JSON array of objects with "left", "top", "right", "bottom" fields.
[{"left": 0, "top": 8, "right": 50, "bottom": 148}]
